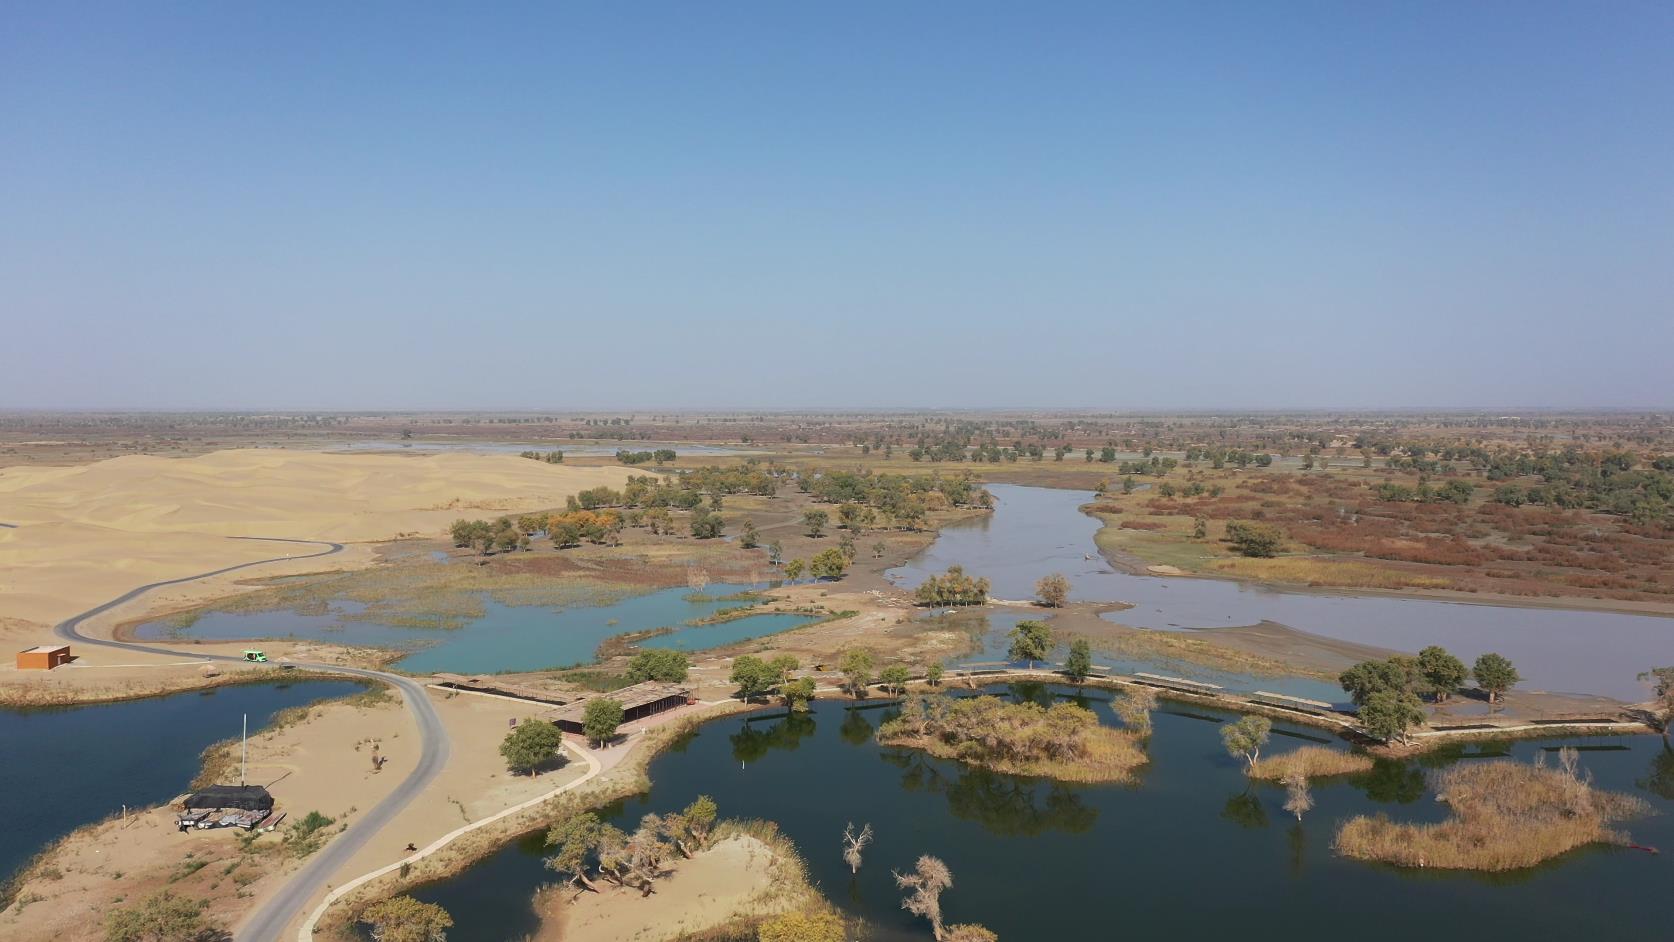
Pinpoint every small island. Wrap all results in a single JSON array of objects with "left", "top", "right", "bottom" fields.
[
  {"left": 877, "top": 694, "right": 1147, "bottom": 783},
  {"left": 1334, "top": 750, "right": 1650, "bottom": 871}
]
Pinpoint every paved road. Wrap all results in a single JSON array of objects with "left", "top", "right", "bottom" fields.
[{"left": 54, "top": 537, "right": 453, "bottom": 942}]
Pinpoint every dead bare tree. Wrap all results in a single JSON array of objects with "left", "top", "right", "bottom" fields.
[
  {"left": 894, "top": 854, "right": 953, "bottom": 940},
  {"left": 842, "top": 821, "right": 874, "bottom": 874},
  {"left": 1283, "top": 771, "right": 1313, "bottom": 821},
  {"left": 1115, "top": 686, "right": 1158, "bottom": 737}
]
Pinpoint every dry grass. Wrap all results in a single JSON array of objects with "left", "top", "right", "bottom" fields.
[
  {"left": 877, "top": 694, "right": 1147, "bottom": 783},
  {"left": 1334, "top": 754, "right": 1651, "bottom": 870},
  {"left": 1089, "top": 627, "right": 1336, "bottom": 682},
  {"left": 1248, "top": 745, "right": 1373, "bottom": 781},
  {"left": 1210, "top": 557, "right": 1457, "bottom": 591}
]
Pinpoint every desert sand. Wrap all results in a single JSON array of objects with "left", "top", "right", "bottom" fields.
[
  {"left": 0, "top": 449, "right": 633, "bottom": 629},
  {"left": 547, "top": 835, "right": 783, "bottom": 942}
]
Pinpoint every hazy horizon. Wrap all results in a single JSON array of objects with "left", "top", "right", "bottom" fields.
[{"left": 4, "top": 2, "right": 1670, "bottom": 411}]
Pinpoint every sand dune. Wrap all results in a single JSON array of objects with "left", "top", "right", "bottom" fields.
[{"left": 0, "top": 449, "right": 634, "bottom": 626}]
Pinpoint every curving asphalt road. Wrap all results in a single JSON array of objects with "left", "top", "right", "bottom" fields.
[{"left": 53, "top": 537, "right": 452, "bottom": 942}]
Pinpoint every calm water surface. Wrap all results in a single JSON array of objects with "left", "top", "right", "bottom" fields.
[
  {"left": 0, "top": 679, "right": 365, "bottom": 886},
  {"left": 891, "top": 484, "right": 1672, "bottom": 700},
  {"left": 411, "top": 687, "right": 1674, "bottom": 941},
  {"left": 135, "top": 585, "right": 816, "bottom": 674}
]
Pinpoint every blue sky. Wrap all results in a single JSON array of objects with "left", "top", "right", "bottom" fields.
[{"left": 2, "top": 2, "right": 1669, "bottom": 410}]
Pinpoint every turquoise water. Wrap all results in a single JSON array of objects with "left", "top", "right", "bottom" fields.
[
  {"left": 0, "top": 679, "right": 366, "bottom": 888},
  {"left": 134, "top": 585, "right": 820, "bottom": 674},
  {"left": 638, "top": 612, "right": 819, "bottom": 652},
  {"left": 409, "top": 686, "right": 1674, "bottom": 941}
]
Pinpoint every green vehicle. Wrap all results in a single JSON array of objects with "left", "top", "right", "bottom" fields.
[{"left": 242, "top": 649, "right": 268, "bottom": 663}]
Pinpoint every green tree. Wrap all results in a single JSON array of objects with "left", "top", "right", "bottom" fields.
[
  {"left": 730, "top": 655, "right": 778, "bottom": 702},
  {"left": 768, "top": 654, "right": 800, "bottom": 686},
  {"left": 1224, "top": 520, "right": 1283, "bottom": 557},
  {"left": 689, "top": 510, "right": 724, "bottom": 539},
  {"left": 1007, "top": 620, "right": 1053, "bottom": 669},
  {"left": 925, "top": 663, "right": 944, "bottom": 686},
  {"left": 1338, "top": 657, "right": 1417, "bottom": 706},
  {"left": 839, "top": 649, "right": 874, "bottom": 698},
  {"left": 1220, "top": 715, "right": 1272, "bottom": 769},
  {"left": 499, "top": 720, "right": 563, "bottom": 775},
  {"left": 1640, "top": 666, "right": 1674, "bottom": 737},
  {"left": 1035, "top": 572, "right": 1070, "bottom": 608},
  {"left": 1064, "top": 638, "right": 1093, "bottom": 682},
  {"left": 1415, "top": 646, "right": 1467, "bottom": 701},
  {"left": 582, "top": 698, "right": 624, "bottom": 747},
  {"left": 360, "top": 896, "right": 454, "bottom": 942},
  {"left": 1193, "top": 517, "right": 1208, "bottom": 539},
  {"left": 1472, "top": 653, "right": 1520, "bottom": 703},
  {"left": 803, "top": 509, "right": 829, "bottom": 538},
  {"left": 879, "top": 664, "right": 911, "bottom": 697},
  {"left": 809, "top": 547, "right": 849, "bottom": 580},
  {"left": 105, "top": 891, "right": 219, "bottom": 942},
  {"left": 782, "top": 676, "right": 817, "bottom": 712},
  {"left": 1359, "top": 689, "right": 1427, "bottom": 744},
  {"left": 626, "top": 649, "right": 689, "bottom": 683},
  {"left": 784, "top": 558, "right": 806, "bottom": 582},
  {"left": 767, "top": 540, "right": 784, "bottom": 567},
  {"left": 545, "top": 812, "right": 611, "bottom": 892},
  {"left": 739, "top": 519, "right": 760, "bottom": 549}
]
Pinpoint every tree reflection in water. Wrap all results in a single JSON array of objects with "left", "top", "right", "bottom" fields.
[
  {"left": 878, "top": 748, "right": 1098, "bottom": 836},
  {"left": 840, "top": 708, "right": 876, "bottom": 746},
  {"left": 1221, "top": 790, "right": 1269, "bottom": 829},
  {"left": 1352, "top": 758, "right": 1427, "bottom": 805},
  {"left": 730, "top": 711, "right": 816, "bottom": 764},
  {"left": 1641, "top": 741, "right": 1674, "bottom": 801}
]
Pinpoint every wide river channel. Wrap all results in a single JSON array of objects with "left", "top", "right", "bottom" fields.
[{"left": 892, "top": 483, "right": 1671, "bottom": 701}]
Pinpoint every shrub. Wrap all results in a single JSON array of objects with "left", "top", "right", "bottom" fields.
[{"left": 1225, "top": 520, "right": 1283, "bottom": 557}]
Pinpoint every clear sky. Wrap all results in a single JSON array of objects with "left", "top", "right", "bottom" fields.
[{"left": 2, "top": 2, "right": 1670, "bottom": 411}]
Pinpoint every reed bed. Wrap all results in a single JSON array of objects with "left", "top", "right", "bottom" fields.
[
  {"left": 877, "top": 694, "right": 1147, "bottom": 783},
  {"left": 1334, "top": 753, "right": 1651, "bottom": 871},
  {"left": 1247, "top": 745, "right": 1374, "bottom": 781}
]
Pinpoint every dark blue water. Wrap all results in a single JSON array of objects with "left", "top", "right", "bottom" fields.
[
  {"left": 409, "top": 688, "right": 1674, "bottom": 941},
  {"left": 0, "top": 679, "right": 365, "bottom": 888},
  {"left": 135, "top": 585, "right": 819, "bottom": 675},
  {"left": 891, "top": 484, "right": 1673, "bottom": 700}
]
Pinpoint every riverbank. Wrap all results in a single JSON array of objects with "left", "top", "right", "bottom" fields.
[
  {"left": 314, "top": 701, "right": 754, "bottom": 941},
  {"left": 1086, "top": 500, "right": 1674, "bottom": 619},
  {"left": 0, "top": 678, "right": 375, "bottom": 929}
]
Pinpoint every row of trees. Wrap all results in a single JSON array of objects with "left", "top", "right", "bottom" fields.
[
  {"left": 545, "top": 795, "right": 717, "bottom": 895},
  {"left": 1338, "top": 647, "right": 1520, "bottom": 743},
  {"left": 615, "top": 448, "right": 677, "bottom": 465},
  {"left": 914, "top": 565, "right": 991, "bottom": 606}
]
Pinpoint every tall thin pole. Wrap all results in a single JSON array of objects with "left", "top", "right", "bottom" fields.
[{"left": 241, "top": 713, "right": 248, "bottom": 786}]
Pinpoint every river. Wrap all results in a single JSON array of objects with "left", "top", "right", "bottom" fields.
[{"left": 889, "top": 484, "right": 1671, "bottom": 701}]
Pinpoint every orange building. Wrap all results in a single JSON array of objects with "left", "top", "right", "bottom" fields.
[{"left": 16, "top": 645, "right": 71, "bottom": 670}]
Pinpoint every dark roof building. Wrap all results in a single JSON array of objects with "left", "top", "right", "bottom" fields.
[{"left": 184, "top": 784, "right": 274, "bottom": 812}]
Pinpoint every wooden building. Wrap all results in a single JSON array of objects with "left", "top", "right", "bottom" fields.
[
  {"left": 16, "top": 645, "right": 71, "bottom": 670},
  {"left": 548, "top": 681, "right": 691, "bottom": 733}
]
